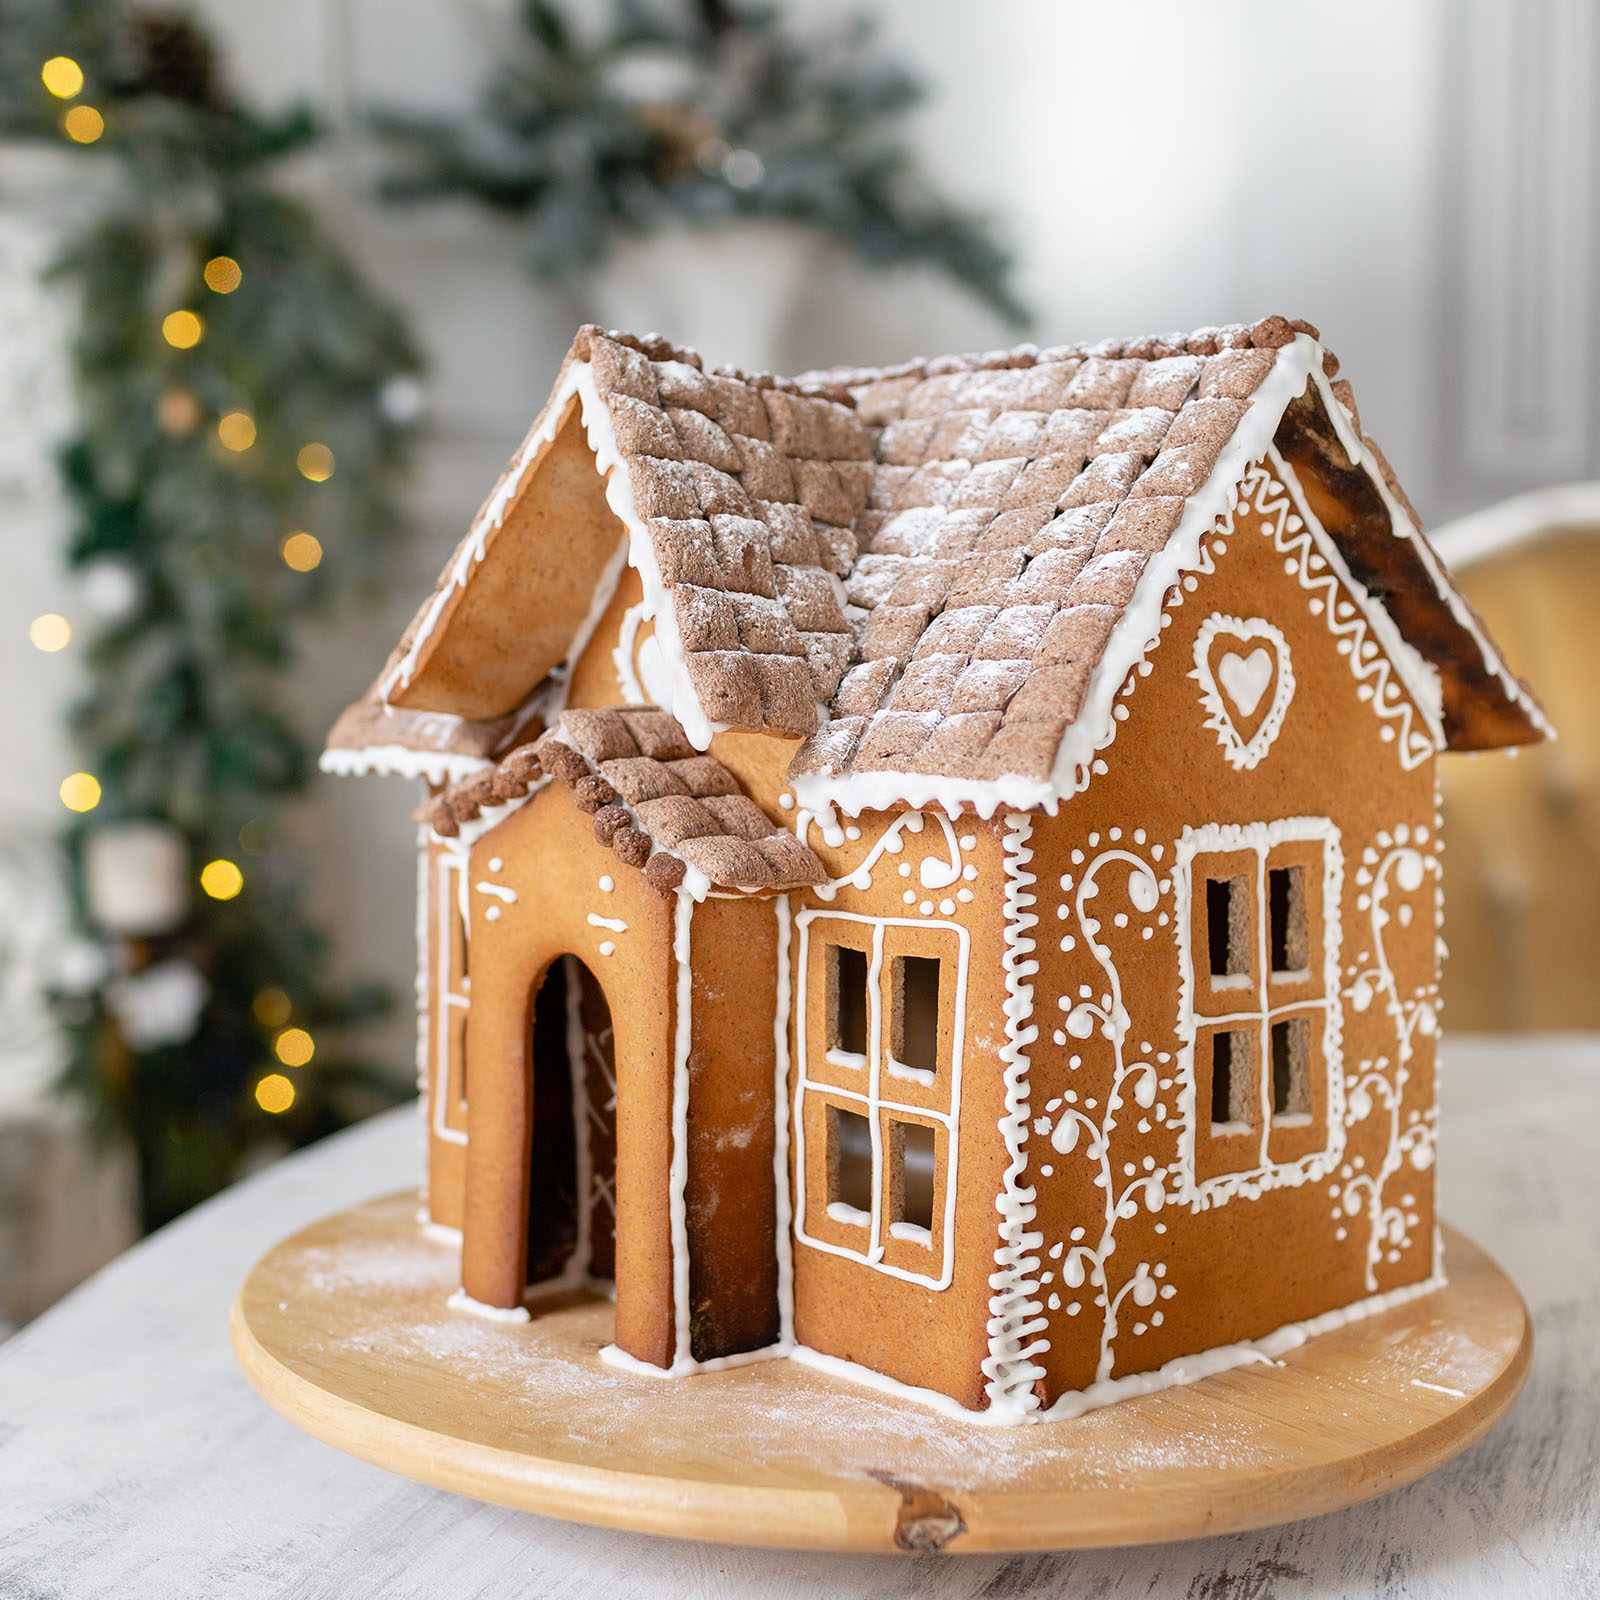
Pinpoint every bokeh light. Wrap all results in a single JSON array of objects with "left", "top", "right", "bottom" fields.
[
  {"left": 280, "top": 531, "right": 323, "bottom": 572},
  {"left": 252, "top": 987, "right": 292, "bottom": 1028},
  {"left": 217, "top": 410, "right": 256, "bottom": 451},
  {"left": 156, "top": 386, "right": 201, "bottom": 435},
  {"left": 296, "top": 442, "right": 334, "bottom": 482},
  {"left": 161, "top": 310, "right": 203, "bottom": 350},
  {"left": 59, "top": 772, "right": 101, "bottom": 812},
  {"left": 62, "top": 105, "right": 104, "bottom": 143},
  {"left": 41, "top": 56, "right": 84, "bottom": 98},
  {"left": 274, "top": 1027, "right": 315, "bottom": 1068},
  {"left": 199, "top": 858, "right": 244, "bottom": 900},
  {"left": 203, "top": 256, "right": 242, "bottom": 294},
  {"left": 29, "top": 613, "right": 71, "bottom": 652},
  {"left": 255, "top": 1073, "right": 296, "bottom": 1114}
]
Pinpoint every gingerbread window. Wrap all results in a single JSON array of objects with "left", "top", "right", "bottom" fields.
[
  {"left": 1175, "top": 819, "right": 1345, "bottom": 1199},
  {"left": 793, "top": 912, "right": 968, "bottom": 1290},
  {"left": 431, "top": 850, "right": 471, "bottom": 1143}
]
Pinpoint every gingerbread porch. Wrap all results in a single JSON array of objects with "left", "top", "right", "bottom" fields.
[{"left": 324, "top": 315, "right": 1546, "bottom": 1422}]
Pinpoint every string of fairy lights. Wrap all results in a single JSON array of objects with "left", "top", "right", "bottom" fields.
[
  {"left": 7, "top": 16, "right": 421, "bottom": 1227},
  {"left": 35, "top": 56, "right": 343, "bottom": 1119}
]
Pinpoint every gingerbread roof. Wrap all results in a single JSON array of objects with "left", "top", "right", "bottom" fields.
[
  {"left": 420, "top": 707, "right": 825, "bottom": 898},
  {"left": 328, "top": 316, "right": 1548, "bottom": 815},
  {"left": 323, "top": 698, "right": 540, "bottom": 784}
]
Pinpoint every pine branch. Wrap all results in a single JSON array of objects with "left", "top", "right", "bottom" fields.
[{"left": 370, "top": 0, "right": 1028, "bottom": 326}]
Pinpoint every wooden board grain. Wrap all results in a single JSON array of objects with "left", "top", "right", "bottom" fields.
[{"left": 231, "top": 1190, "right": 1530, "bottom": 1554}]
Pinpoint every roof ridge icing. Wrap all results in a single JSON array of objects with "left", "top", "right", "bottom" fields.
[{"left": 790, "top": 313, "right": 1334, "bottom": 392}]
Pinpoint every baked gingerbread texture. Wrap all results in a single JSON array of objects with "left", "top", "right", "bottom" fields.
[{"left": 326, "top": 316, "right": 1547, "bottom": 1421}]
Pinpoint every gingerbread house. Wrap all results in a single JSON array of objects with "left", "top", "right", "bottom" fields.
[{"left": 324, "top": 316, "right": 1546, "bottom": 1422}]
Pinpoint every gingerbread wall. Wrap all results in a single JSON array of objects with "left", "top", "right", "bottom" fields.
[
  {"left": 775, "top": 813, "right": 1015, "bottom": 1409},
  {"left": 458, "top": 783, "right": 680, "bottom": 1364},
  {"left": 681, "top": 893, "right": 786, "bottom": 1360},
  {"left": 1018, "top": 459, "right": 1442, "bottom": 1407}
]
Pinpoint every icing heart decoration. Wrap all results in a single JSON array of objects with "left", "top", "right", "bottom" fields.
[
  {"left": 1192, "top": 614, "right": 1295, "bottom": 770},
  {"left": 1217, "top": 648, "right": 1273, "bottom": 717}
]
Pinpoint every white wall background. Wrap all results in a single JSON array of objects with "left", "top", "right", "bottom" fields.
[{"left": 4, "top": 0, "right": 1596, "bottom": 1082}]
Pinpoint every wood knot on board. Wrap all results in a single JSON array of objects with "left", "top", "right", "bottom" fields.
[{"left": 867, "top": 1469, "right": 967, "bottom": 1553}]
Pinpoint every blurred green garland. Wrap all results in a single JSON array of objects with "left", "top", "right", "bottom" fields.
[
  {"left": 0, "top": 4, "right": 419, "bottom": 1228},
  {"left": 375, "top": 0, "right": 1026, "bottom": 324}
]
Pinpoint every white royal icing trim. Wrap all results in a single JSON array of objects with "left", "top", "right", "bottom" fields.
[
  {"left": 1035, "top": 1271, "right": 1444, "bottom": 1421},
  {"left": 772, "top": 894, "right": 797, "bottom": 1348},
  {"left": 319, "top": 744, "right": 488, "bottom": 784},
  {"left": 792, "top": 805, "right": 965, "bottom": 905},
  {"left": 374, "top": 358, "right": 717, "bottom": 749},
  {"left": 1191, "top": 614, "right": 1295, "bottom": 770},
  {"left": 430, "top": 850, "right": 470, "bottom": 1149},
  {"left": 563, "top": 955, "right": 594, "bottom": 1288},
  {"left": 1262, "top": 450, "right": 1443, "bottom": 763},
  {"left": 598, "top": 1339, "right": 787, "bottom": 1379},
  {"left": 1335, "top": 822, "right": 1442, "bottom": 1291},
  {"left": 379, "top": 377, "right": 581, "bottom": 705},
  {"left": 668, "top": 891, "right": 695, "bottom": 1365},
  {"left": 612, "top": 595, "right": 650, "bottom": 703},
  {"left": 1043, "top": 834, "right": 1179, "bottom": 1384},
  {"left": 602, "top": 890, "right": 798, "bottom": 1379},
  {"left": 1038, "top": 337, "right": 1325, "bottom": 804},
  {"left": 413, "top": 830, "right": 434, "bottom": 1183},
  {"left": 981, "top": 815, "right": 1048, "bottom": 1420},
  {"left": 572, "top": 364, "right": 713, "bottom": 746},
  {"left": 446, "top": 1288, "right": 529, "bottom": 1323}
]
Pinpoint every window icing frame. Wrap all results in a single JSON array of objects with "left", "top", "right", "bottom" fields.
[
  {"left": 432, "top": 851, "right": 470, "bottom": 1144},
  {"left": 1173, "top": 818, "right": 1345, "bottom": 1207},
  {"left": 792, "top": 910, "right": 967, "bottom": 1289}
]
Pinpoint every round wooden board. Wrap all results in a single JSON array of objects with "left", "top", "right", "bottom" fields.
[{"left": 231, "top": 1190, "right": 1530, "bottom": 1554}]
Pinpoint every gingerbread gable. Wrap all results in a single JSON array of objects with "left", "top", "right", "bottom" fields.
[{"left": 324, "top": 318, "right": 1548, "bottom": 808}]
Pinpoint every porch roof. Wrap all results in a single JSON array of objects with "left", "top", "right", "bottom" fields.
[{"left": 420, "top": 707, "right": 825, "bottom": 899}]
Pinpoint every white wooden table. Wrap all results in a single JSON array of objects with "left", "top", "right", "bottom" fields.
[{"left": 2, "top": 1038, "right": 1595, "bottom": 1598}]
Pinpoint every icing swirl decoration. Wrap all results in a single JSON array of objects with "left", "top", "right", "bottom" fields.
[
  {"left": 1042, "top": 837, "right": 1180, "bottom": 1385},
  {"left": 1336, "top": 830, "right": 1441, "bottom": 1291},
  {"left": 1192, "top": 614, "right": 1295, "bottom": 770}
]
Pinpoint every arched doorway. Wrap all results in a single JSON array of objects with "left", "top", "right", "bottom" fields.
[{"left": 526, "top": 955, "right": 617, "bottom": 1292}]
